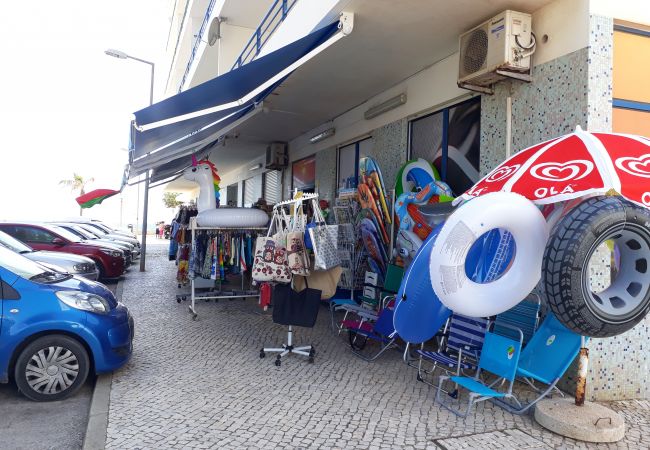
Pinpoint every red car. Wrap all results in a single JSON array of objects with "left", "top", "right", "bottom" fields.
[{"left": 0, "top": 223, "right": 126, "bottom": 279}]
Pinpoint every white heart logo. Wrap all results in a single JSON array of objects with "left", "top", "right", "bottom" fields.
[
  {"left": 615, "top": 154, "right": 650, "bottom": 178},
  {"left": 642, "top": 192, "right": 650, "bottom": 206},
  {"left": 530, "top": 160, "right": 594, "bottom": 182},
  {"left": 485, "top": 164, "right": 521, "bottom": 183}
]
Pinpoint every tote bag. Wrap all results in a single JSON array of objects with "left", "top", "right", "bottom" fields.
[
  {"left": 286, "top": 204, "right": 310, "bottom": 276},
  {"left": 308, "top": 199, "right": 341, "bottom": 271},
  {"left": 252, "top": 209, "right": 292, "bottom": 283},
  {"left": 271, "top": 281, "right": 322, "bottom": 328}
]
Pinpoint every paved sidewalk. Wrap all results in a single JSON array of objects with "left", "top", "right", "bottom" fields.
[{"left": 105, "top": 241, "right": 650, "bottom": 449}]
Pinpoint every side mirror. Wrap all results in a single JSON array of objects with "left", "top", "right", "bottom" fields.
[{"left": 52, "top": 237, "right": 65, "bottom": 246}]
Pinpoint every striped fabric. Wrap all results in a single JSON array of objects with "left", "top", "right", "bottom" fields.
[
  {"left": 416, "top": 349, "right": 475, "bottom": 370},
  {"left": 445, "top": 315, "right": 489, "bottom": 354},
  {"left": 492, "top": 296, "right": 540, "bottom": 345}
]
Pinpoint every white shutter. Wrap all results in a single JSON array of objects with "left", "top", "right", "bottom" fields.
[
  {"left": 244, "top": 174, "right": 262, "bottom": 207},
  {"left": 263, "top": 170, "right": 281, "bottom": 205}
]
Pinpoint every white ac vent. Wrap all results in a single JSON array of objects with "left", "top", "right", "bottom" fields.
[
  {"left": 265, "top": 142, "right": 288, "bottom": 170},
  {"left": 458, "top": 10, "right": 535, "bottom": 94}
]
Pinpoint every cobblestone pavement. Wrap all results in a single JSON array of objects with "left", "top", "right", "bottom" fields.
[{"left": 106, "top": 242, "right": 650, "bottom": 449}]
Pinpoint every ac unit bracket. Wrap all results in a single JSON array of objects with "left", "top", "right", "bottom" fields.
[{"left": 459, "top": 68, "right": 533, "bottom": 95}]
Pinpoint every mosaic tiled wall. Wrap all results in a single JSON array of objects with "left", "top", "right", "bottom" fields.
[
  {"left": 368, "top": 118, "right": 409, "bottom": 193},
  {"left": 315, "top": 147, "right": 337, "bottom": 203}
]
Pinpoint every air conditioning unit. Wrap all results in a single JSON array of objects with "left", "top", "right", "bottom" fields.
[
  {"left": 458, "top": 10, "right": 534, "bottom": 93},
  {"left": 265, "top": 142, "right": 288, "bottom": 170}
]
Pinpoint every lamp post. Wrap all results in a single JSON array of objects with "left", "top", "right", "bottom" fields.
[{"left": 105, "top": 48, "right": 154, "bottom": 272}]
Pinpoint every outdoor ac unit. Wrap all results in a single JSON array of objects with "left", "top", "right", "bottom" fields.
[
  {"left": 458, "top": 10, "right": 534, "bottom": 93},
  {"left": 265, "top": 142, "right": 288, "bottom": 170}
]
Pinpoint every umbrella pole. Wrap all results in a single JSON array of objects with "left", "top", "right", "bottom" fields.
[{"left": 575, "top": 335, "right": 588, "bottom": 406}]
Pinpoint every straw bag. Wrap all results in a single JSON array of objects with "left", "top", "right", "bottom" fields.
[{"left": 252, "top": 209, "right": 292, "bottom": 283}]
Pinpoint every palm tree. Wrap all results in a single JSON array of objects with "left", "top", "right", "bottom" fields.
[{"left": 59, "top": 173, "right": 94, "bottom": 216}]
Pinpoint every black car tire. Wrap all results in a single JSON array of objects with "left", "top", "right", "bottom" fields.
[
  {"left": 543, "top": 196, "right": 650, "bottom": 337},
  {"left": 14, "top": 335, "right": 90, "bottom": 402}
]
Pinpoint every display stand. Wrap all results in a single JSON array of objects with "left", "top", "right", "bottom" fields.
[
  {"left": 183, "top": 217, "right": 267, "bottom": 320},
  {"left": 261, "top": 193, "right": 319, "bottom": 366}
]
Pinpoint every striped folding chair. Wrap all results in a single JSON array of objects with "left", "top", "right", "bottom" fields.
[
  {"left": 492, "top": 293, "right": 541, "bottom": 347},
  {"left": 415, "top": 314, "right": 489, "bottom": 393}
]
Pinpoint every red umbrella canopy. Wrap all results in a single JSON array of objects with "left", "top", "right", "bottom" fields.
[{"left": 457, "top": 127, "right": 650, "bottom": 208}]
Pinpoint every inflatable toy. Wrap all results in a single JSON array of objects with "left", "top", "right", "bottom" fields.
[
  {"left": 430, "top": 192, "right": 548, "bottom": 317},
  {"left": 183, "top": 158, "right": 269, "bottom": 228},
  {"left": 394, "top": 223, "right": 450, "bottom": 344},
  {"left": 395, "top": 158, "right": 439, "bottom": 199},
  {"left": 395, "top": 229, "right": 422, "bottom": 266},
  {"left": 542, "top": 196, "right": 650, "bottom": 337}
]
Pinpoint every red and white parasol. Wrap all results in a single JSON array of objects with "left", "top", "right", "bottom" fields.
[{"left": 456, "top": 126, "right": 650, "bottom": 208}]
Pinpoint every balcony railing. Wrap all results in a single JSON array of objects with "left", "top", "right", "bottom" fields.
[
  {"left": 231, "top": 0, "right": 298, "bottom": 71},
  {"left": 178, "top": 0, "right": 218, "bottom": 93}
]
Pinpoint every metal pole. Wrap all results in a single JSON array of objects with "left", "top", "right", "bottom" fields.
[
  {"left": 137, "top": 59, "right": 155, "bottom": 272},
  {"left": 575, "top": 335, "right": 588, "bottom": 406}
]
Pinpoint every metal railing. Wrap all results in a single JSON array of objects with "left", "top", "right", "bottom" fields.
[
  {"left": 231, "top": 0, "right": 298, "bottom": 71},
  {"left": 178, "top": 0, "right": 218, "bottom": 93}
]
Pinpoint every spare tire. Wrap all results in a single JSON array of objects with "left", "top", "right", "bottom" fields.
[{"left": 543, "top": 196, "right": 650, "bottom": 337}]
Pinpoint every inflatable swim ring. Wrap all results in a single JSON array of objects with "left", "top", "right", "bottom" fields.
[
  {"left": 429, "top": 192, "right": 548, "bottom": 317},
  {"left": 196, "top": 207, "right": 269, "bottom": 228}
]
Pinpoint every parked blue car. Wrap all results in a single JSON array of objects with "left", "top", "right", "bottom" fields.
[{"left": 0, "top": 245, "right": 133, "bottom": 401}]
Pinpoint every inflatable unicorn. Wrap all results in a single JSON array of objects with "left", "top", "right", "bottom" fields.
[{"left": 182, "top": 156, "right": 269, "bottom": 227}]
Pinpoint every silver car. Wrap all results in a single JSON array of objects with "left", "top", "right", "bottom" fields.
[{"left": 0, "top": 230, "right": 99, "bottom": 280}]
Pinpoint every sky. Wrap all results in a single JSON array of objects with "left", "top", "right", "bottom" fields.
[{"left": 0, "top": 1, "right": 174, "bottom": 231}]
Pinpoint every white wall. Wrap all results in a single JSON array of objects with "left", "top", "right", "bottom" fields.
[
  {"left": 257, "top": 0, "right": 344, "bottom": 58},
  {"left": 217, "top": 23, "right": 256, "bottom": 74},
  {"left": 590, "top": 0, "right": 650, "bottom": 25}
]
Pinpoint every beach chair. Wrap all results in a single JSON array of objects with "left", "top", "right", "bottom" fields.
[
  {"left": 492, "top": 293, "right": 541, "bottom": 347},
  {"left": 435, "top": 323, "right": 524, "bottom": 418},
  {"left": 345, "top": 302, "right": 399, "bottom": 361},
  {"left": 415, "top": 314, "right": 489, "bottom": 391},
  {"left": 492, "top": 312, "right": 583, "bottom": 414}
]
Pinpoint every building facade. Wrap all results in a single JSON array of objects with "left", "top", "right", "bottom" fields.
[{"left": 162, "top": 0, "right": 650, "bottom": 400}]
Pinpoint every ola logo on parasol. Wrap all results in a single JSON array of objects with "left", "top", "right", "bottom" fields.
[
  {"left": 485, "top": 164, "right": 521, "bottom": 183},
  {"left": 530, "top": 160, "right": 594, "bottom": 182},
  {"left": 615, "top": 154, "right": 650, "bottom": 178}
]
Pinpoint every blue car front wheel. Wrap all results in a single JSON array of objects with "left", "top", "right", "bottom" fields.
[{"left": 14, "top": 335, "right": 90, "bottom": 402}]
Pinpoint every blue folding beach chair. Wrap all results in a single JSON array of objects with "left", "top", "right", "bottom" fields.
[
  {"left": 346, "top": 303, "right": 399, "bottom": 361},
  {"left": 492, "top": 312, "right": 583, "bottom": 414},
  {"left": 415, "top": 314, "right": 489, "bottom": 390},
  {"left": 435, "top": 323, "right": 524, "bottom": 418},
  {"left": 492, "top": 293, "right": 541, "bottom": 347}
]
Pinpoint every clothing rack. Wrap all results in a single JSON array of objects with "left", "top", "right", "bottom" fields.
[{"left": 184, "top": 217, "right": 267, "bottom": 320}]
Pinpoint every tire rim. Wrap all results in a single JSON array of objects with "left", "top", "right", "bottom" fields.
[
  {"left": 582, "top": 225, "right": 650, "bottom": 323},
  {"left": 25, "top": 346, "right": 80, "bottom": 395}
]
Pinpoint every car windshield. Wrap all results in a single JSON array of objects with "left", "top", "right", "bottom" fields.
[
  {"left": 0, "top": 245, "right": 70, "bottom": 283},
  {"left": 85, "top": 223, "right": 109, "bottom": 235},
  {"left": 45, "top": 225, "right": 82, "bottom": 243},
  {"left": 77, "top": 225, "right": 102, "bottom": 237},
  {"left": 0, "top": 230, "right": 33, "bottom": 254},
  {"left": 69, "top": 225, "right": 97, "bottom": 239}
]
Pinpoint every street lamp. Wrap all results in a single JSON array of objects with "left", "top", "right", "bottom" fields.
[{"left": 106, "top": 48, "right": 154, "bottom": 272}]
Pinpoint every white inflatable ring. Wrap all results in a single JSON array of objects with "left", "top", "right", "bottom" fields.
[
  {"left": 429, "top": 192, "right": 548, "bottom": 317},
  {"left": 196, "top": 207, "right": 269, "bottom": 228}
]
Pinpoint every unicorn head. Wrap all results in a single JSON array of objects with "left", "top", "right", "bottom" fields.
[{"left": 183, "top": 157, "right": 221, "bottom": 212}]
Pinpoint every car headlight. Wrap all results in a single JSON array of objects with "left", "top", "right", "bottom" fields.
[
  {"left": 73, "top": 263, "right": 94, "bottom": 272},
  {"left": 100, "top": 249, "right": 122, "bottom": 257},
  {"left": 55, "top": 290, "right": 110, "bottom": 314}
]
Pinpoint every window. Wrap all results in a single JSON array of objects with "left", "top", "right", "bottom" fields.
[
  {"left": 612, "top": 23, "right": 650, "bottom": 136},
  {"left": 15, "top": 226, "right": 56, "bottom": 244},
  {"left": 337, "top": 137, "right": 373, "bottom": 195},
  {"left": 225, "top": 184, "right": 239, "bottom": 207},
  {"left": 263, "top": 170, "right": 282, "bottom": 205},
  {"left": 409, "top": 96, "right": 481, "bottom": 196},
  {"left": 292, "top": 155, "right": 316, "bottom": 192}
]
